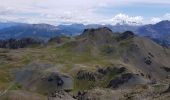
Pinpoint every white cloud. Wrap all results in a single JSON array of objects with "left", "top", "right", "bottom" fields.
[
  {"left": 164, "top": 13, "right": 170, "bottom": 19},
  {"left": 0, "top": 0, "right": 170, "bottom": 24},
  {"left": 110, "top": 13, "right": 143, "bottom": 25},
  {"left": 149, "top": 13, "right": 170, "bottom": 24},
  {"left": 150, "top": 17, "right": 162, "bottom": 24}
]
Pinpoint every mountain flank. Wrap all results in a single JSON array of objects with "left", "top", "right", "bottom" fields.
[{"left": 0, "top": 27, "right": 170, "bottom": 100}]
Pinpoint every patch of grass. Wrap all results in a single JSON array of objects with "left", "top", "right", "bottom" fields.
[
  {"left": 60, "top": 64, "right": 73, "bottom": 73},
  {"left": 0, "top": 68, "right": 12, "bottom": 90},
  {"left": 99, "top": 69, "right": 121, "bottom": 87},
  {"left": 0, "top": 68, "right": 12, "bottom": 83},
  {"left": 73, "top": 79, "right": 95, "bottom": 93},
  {"left": 10, "top": 83, "right": 22, "bottom": 90},
  {"left": 21, "top": 55, "right": 32, "bottom": 64},
  {"left": 119, "top": 38, "right": 133, "bottom": 47},
  {"left": 100, "top": 45, "right": 115, "bottom": 55},
  {"left": 153, "top": 84, "right": 164, "bottom": 92}
]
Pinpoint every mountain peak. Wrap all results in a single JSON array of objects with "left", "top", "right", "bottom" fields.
[
  {"left": 77, "top": 27, "right": 115, "bottom": 46},
  {"left": 116, "top": 31, "right": 135, "bottom": 41},
  {"left": 155, "top": 20, "right": 170, "bottom": 26},
  {"left": 81, "top": 27, "right": 113, "bottom": 37}
]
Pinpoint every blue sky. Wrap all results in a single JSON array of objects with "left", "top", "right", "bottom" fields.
[
  {"left": 0, "top": 0, "right": 170, "bottom": 25},
  {"left": 98, "top": 4, "right": 170, "bottom": 18}
]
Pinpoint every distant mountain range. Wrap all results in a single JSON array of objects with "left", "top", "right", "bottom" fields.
[
  {"left": 0, "top": 23, "right": 140, "bottom": 39},
  {"left": 0, "top": 20, "right": 170, "bottom": 47},
  {"left": 0, "top": 23, "right": 62, "bottom": 40},
  {"left": 137, "top": 20, "right": 170, "bottom": 47},
  {"left": 0, "top": 22, "right": 24, "bottom": 29}
]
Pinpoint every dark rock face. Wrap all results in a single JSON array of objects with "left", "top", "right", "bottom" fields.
[
  {"left": 107, "top": 73, "right": 133, "bottom": 88},
  {"left": 148, "top": 52, "right": 154, "bottom": 58},
  {"left": 15, "top": 62, "right": 74, "bottom": 93},
  {"left": 97, "top": 67, "right": 126, "bottom": 75},
  {"left": 82, "top": 27, "right": 113, "bottom": 35},
  {"left": 45, "top": 73, "right": 64, "bottom": 86},
  {"left": 83, "top": 28, "right": 95, "bottom": 34},
  {"left": 140, "top": 73, "right": 144, "bottom": 76},
  {"left": 41, "top": 73, "right": 73, "bottom": 91},
  {"left": 117, "top": 31, "right": 134, "bottom": 41},
  {"left": 74, "top": 91, "right": 88, "bottom": 100},
  {"left": 48, "top": 90, "right": 75, "bottom": 100},
  {"left": 77, "top": 70, "right": 96, "bottom": 81},
  {"left": 143, "top": 52, "right": 155, "bottom": 65},
  {"left": 161, "top": 67, "right": 170, "bottom": 72},
  {"left": 97, "top": 68, "right": 108, "bottom": 75},
  {"left": 144, "top": 57, "right": 152, "bottom": 65},
  {"left": 79, "top": 27, "right": 114, "bottom": 44},
  {"left": 144, "top": 59, "right": 152, "bottom": 65},
  {"left": 162, "top": 85, "right": 170, "bottom": 94}
]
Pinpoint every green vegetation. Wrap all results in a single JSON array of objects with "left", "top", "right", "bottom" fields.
[
  {"left": 0, "top": 28, "right": 169, "bottom": 100},
  {"left": 119, "top": 39, "right": 133, "bottom": 46},
  {"left": 0, "top": 35, "right": 127, "bottom": 92},
  {"left": 0, "top": 31, "right": 137, "bottom": 98},
  {"left": 10, "top": 83, "right": 22, "bottom": 90},
  {"left": 73, "top": 79, "right": 96, "bottom": 92},
  {"left": 72, "top": 65, "right": 124, "bottom": 93},
  {"left": 100, "top": 45, "right": 115, "bottom": 55},
  {"left": 153, "top": 84, "right": 166, "bottom": 92}
]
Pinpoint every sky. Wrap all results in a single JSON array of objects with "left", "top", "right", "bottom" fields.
[{"left": 0, "top": 0, "right": 170, "bottom": 25}]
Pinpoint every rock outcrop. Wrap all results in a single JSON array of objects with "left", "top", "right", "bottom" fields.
[{"left": 107, "top": 73, "right": 133, "bottom": 88}]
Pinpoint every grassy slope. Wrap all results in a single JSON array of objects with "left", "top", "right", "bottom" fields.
[
  {"left": 0, "top": 36, "right": 144, "bottom": 90},
  {"left": 0, "top": 40, "right": 120, "bottom": 95},
  {"left": 1, "top": 35, "right": 169, "bottom": 99}
]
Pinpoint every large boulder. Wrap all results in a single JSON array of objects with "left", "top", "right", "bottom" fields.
[{"left": 15, "top": 62, "right": 73, "bottom": 94}]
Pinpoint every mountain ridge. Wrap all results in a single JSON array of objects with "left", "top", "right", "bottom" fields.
[
  {"left": 0, "top": 20, "right": 169, "bottom": 47},
  {"left": 0, "top": 27, "right": 170, "bottom": 100}
]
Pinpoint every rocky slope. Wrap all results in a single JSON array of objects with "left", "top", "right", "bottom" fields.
[{"left": 0, "top": 27, "right": 170, "bottom": 100}]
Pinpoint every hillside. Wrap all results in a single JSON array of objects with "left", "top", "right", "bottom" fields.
[{"left": 0, "top": 27, "right": 170, "bottom": 100}]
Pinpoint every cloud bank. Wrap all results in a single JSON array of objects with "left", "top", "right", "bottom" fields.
[{"left": 0, "top": 0, "right": 170, "bottom": 25}]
